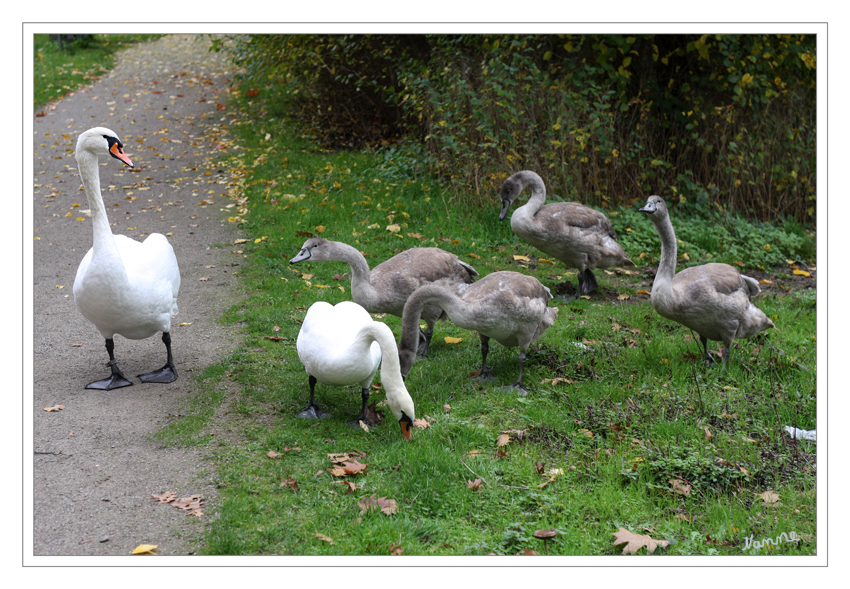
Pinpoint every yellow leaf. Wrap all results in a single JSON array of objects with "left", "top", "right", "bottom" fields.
[
  {"left": 577, "top": 429, "right": 593, "bottom": 438},
  {"left": 538, "top": 258, "right": 555, "bottom": 264},
  {"left": 131, "top": 544, "right": 158, "bottom": 555},
  {"left": 785, "top": 259, "right": 796, "bottom": 265},
  {"left": 467, "top": 253, "right": 481, "bottom": 259},
  {"left": 316, "top": 225, "right": 326, "bottom": 234},
  {"left": 467, "top": 449, "right": 481, "bottom": 458},
  {"left": 513, "top": 255, "right": 530, "bottom": 262},
  {"left": 386, "top": 224, "right": 401, "bottom": 233},
  {"left": 617, "top": 293, "right": 630, "bottom": 300},
  {"left": 759, "top": 279, "right": 773, "bottom": 285},
  {"left": 444, "top": 336, "right": 463, "bottom": 344},
  {"left": 636, "top": 290, "right": 650, "bottom": 295},
  {"left": 496, "top": 433, "right": 511, "bottom": 447},
  {"left": 792, "top": 269, "right": 810, "bottom": 277}
]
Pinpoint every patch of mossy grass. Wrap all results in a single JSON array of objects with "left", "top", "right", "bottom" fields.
[
  {"left": 33, "top": 34, "right": 162, "bottom": 109},
  {"left": 169, "top": 86, "right": 816, "bottom": 556}
]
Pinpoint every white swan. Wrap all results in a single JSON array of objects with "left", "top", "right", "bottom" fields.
[
  {"left": 398, "top": 271, "right": 558, "bottom": 395},
  {"left": 638, "top": 195, "right": 775, "bottom": 372},
  {"left": 290, "top": 238, "right": 478, "bottom": 355},
  {"left": 499, "top": 170, "right": 633, "bottom": 298},
  {"left": 296, "top": 301, "right": 416, "bottom": 440},
  {"left": 72, "top": 127, "right": 181, "bottom": 389}
]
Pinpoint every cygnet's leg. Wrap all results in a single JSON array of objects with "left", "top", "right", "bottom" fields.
[
  {"left": 576, "top": 269, "right": 599, "bottom": 298},
  {"left": 500, "top": 349, "right": 530, "bottom": 396},
  {"left": 472, "top": 334, "right": 495, "bottom": 381},
  {"left": 417, "top": 324, "right": 434, "bottom": 357},
  {"left": 699, "top": 335, "right": 716, "bottom": 367},
  {"left": 85, "top": 338, "right": 133, "bottom": 390},
  {"left": 138, "top": 332, "right": 178, "bottom": 383},
  {"left": 297, "top": 375, "right": 331, "bottom": 419},
  {"left": 348, "top": 386, "right": 373, "bottom": 429}
]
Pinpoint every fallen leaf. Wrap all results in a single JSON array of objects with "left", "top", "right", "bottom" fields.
[
  {"left": 792, "top": 269, "right": 811, "bottom": 277},
  {"left": 467, "top": 253, "right": 481, "bottom": 259},
  {"left": 359, "top": 494, "right": 397, "bottom": 515},
  {"left": 151, "top": 492, "right": 176, "bottom": 503},
  {"left": 612, "top": 527, "right": 670, "bottom": 555},
  {"left": 512, "top": 255, "right": 530, "bottom": 262},
  {"left": 341, "top": 460, "right": 368, "bottom": 475},
  {"left": 636, "top": 289, "right": 650, "bottom": 295},
  {"left": 314, "top": 533, "right": 334, "bottom": 544},
  {"left": 759, "top": 490, "right": 780, "bottom": 505},
  {"left": 674, "top": 514, "right": 691, "bottom": 522},
  {"left": 535, "top": 461, "right": 546, "bottom": 474},
  {"left": 467, "top": 478, "right": 483, "bottom": 490},
  {"left": 131, "top": 544, "right": 158, "bottom": 555},
  {"left": 172, "top": 494, "right": 204, "bottom": 517},
  {"left": 540, "top": 377, "right": 574, "bottom": 385},
  {"left": 280, "top": 478, "right": 300, "bottom": 491},
  {"left": 406, "top": 232, "right": 423, "bottom": 239},
  {"left": 495, "top": 433, "right": 511, "bottom": 447},
  {"left": 703, "top": 427, "right": 713, "bottom": 441},
  {"left": 444, "top": 336, "right": 463, "bottom": 344},
  {"left": 538, "top": 258, "right": 555, "bottom": 264},
  {"left": 364, "top": 402, "right": 383, "bottom": 425},
  {"left": 389, "top": 543, "right": 405, "bottom": 555},
  {"left": 198, "top": 277, "right": 211, "bottom": 281},
  {"left": 339, "top": 480, "right": 360, "bottom": 493},
  {"left": 617, "top": 293, "right": 630, "bottom": 300},
  {"left": 315, "top": 225, "right": 326, "bottom": 234},
  {"left": 537, "top": 475, "right": 557, "bottom": 488},
  {"left": 267, "top": 450, "right": 283, "bottom": 459},
  {"left": 669, "top": 478, "right": 691, "bottom": 496},
  {"left": 443, "top": 404, "right": 451, "bottom": 411},
  {"left": 386, "top": 224, "right": 401, "bottom": 233},
  {"left": 577, "top": 428, "right": 594, "bottom": 438},
  {"left": 467, "top": 449, "right": 481, "bottom": 458},
  {"left": 413, "top": 418, "right": 431, "bottom": 429},
  {"left": 44, "top": 405, "right": 65, "bottom": 412},
  {"left": 522, "top": 548, "right": 541, "bottom": 555}
]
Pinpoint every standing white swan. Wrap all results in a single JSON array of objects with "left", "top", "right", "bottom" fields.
[
  {"left": 296, "top": 301, "right": 416, "bottom": 440},
  {"left": 72, "top": 127, "right": 181, "bottom": 389},
  {"left": 638, "top": 195, "right": 775, "bottom": 372},
  {"left": 290, "top": 238, "right": 478, "bottom": 356},
  {"left": 398, "top": 271, "right": 558, "bottom": 395},
  {"left": 499, "top": 170, "right": 633, "bottom": 298}
]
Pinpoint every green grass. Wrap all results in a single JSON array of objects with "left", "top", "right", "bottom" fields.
[
  {"left": 33, "top": 34, "right": 162, "bottom": 109},
  {"left": 162, "top": 88, "right": 816, "bottom": 556}
]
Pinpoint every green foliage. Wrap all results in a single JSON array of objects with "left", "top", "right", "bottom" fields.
[
  {"left": 219, "top": 33, "right": 816, "bottom": 224},
  {"left": 33, "top": 34, "right": 162, "bottom": 108}
]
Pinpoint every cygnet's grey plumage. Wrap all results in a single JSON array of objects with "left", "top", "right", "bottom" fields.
[
  {"left": 398, "top": 271, "right": 558, "bottom": 395},
  {"left": 290, "top": 238, "right": 478, "bottom": 355},
  {"left": 499, "top": 170, "right": 633, "bottom": 298},
  {"left": 638, "top": 195, "right": 775, "bottom": 371}
]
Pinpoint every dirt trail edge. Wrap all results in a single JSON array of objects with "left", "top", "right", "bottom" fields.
[{"left": 32, "top": 35, "right": 244, "bottom": 556}]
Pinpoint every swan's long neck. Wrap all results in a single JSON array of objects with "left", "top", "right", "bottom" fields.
[
  {"left": 328, "top": 242, "right": 378, "bottom": 307},
  {"left": 77, "top": 150, "right": 121, "bottom": 265},
  {"left": 650, "top": 211, "right": 678, "bottom": 297},
  {"left": 357, "top": 322, "right": 412, "bottom": 417},
  {"left": 399, "top": 284, "right": 468, "bottom": 371},
  {"left": 517, "top": 172, "right": 547, "bottom": 217}
]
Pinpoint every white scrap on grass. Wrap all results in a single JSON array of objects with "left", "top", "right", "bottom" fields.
[{"left": 783, "top": 426, "right": 816, "bottom": 441}]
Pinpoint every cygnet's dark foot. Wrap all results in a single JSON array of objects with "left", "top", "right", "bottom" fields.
[
  {"left": 85, "top": 370, "right": 133, "bottom": 390},
  {"left": 499, "top": 382, "right": 529, "bottom": 397},
  {"left": 297, "top": 404, "right": 331, "bottom": 419},
  {"left": 348, "top": 417, "right": 376, "bottom": 430},
  {"left": 138, "top": 364, "right": 178, "bottom": 384}
]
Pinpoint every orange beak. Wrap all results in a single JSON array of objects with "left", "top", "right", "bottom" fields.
[
  {"left": 110, "top": 142, "right": 134, "bottom": 167},
  {"left": 400, "top": 420, "right": 412, "bottom": 441}
]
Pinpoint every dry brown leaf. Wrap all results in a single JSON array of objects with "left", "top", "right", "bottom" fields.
[
  {"left": 537, "top": 475, "right": 557, "bottom": 489},
  {"left": 267, "top": 450, "right": 282, "bottom": 459},
  {"left": 467, "top": 478, "right": 483, "bottom": 490},
  {"left": 341, "top": 461, "right": 368, "bottom": 475},
  {"left": 703, "top": 427, "right": 713, "bottom": 440},
  {"left": 759, "top": 490, "right": 780, "bottom": 505},
  {"left": 280, "top": 477, "right": 300, "bottom": 491},
  {"left": 522, "top": 548, "right": 541, "bottom": 555},
  {"left": 151, "top": 491, "right": 176, "bottom": 504},
  {"left": 328, "top": 467, "right": 347, "bottom": 477},
  {"left": 443, "top": 404, "right": 452, "bottom": 411},
  {"left": 359, "top": 494, "right": 397, "bottom": 515},
  {"left": 495, "top": 433, "right": 511, "bottom": 447},
  {"left": 540, "top": 377, "right": 574, "bottom": 385},
  {"left": 467, "top": 449, "right": 481, "bottom": 458},
  {"left": 612, "top": 527, "right": 670, "bottom": 555},
  {"left": 339, "top": 480, "right": 360, "bottom": 493},
  {"left": 314, "top": 533, "right": 334, "bottom": 544},
  {"left": 535, "top": 461, "right": 546, "bottom": 474},
  {"left": 669, "top": 478, "right": 691, "bottom": 496},
  {"left": 413, "top": 418, "right": 431, "bottom": 429},
  {"left": 172, "top": 494, "right": 204, "bottom": 517},
  {"left": 389, "top": 542, "right": 405, "bottom": 555},
  {"left": 43, "top": 405, "right": 65, "bottom": 412},
  {"left": 617, "top": 293, "right": 630, "bottom": 300}
]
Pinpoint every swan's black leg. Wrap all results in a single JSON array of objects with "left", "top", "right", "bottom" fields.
[
  {"left": 575, "top": 269, "right": 598, "bottom": 298},
  {"left": 297, "top": 375, "right": 331, "bottom": 419},
  {"left": 85, "top": 338, "right": 133, "bottom": 390},
  {"left": 700, "top": 335, "right": 715, "bottom": 366},
  {"left": 348, "top": 386, "right": 373, "bottom": 429},
  {"left": 472, "top": 334, "right": 495, "bottom": 381},
  {"left": 138, "top": 332, "right": 178, "bottom": 383},
  {"left": 501, "top": 349, "right": 530, "bottom": 396},
  {"left": 417, "top": 325, "right": 433, "bottom": 357}
]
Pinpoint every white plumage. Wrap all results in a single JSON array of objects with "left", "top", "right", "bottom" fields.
[
  {"left": 296, "top": 301, "right": 415, "bottom": 440},
  {"left": 72, "top": 127, "right": 180, "bottom": 389}
]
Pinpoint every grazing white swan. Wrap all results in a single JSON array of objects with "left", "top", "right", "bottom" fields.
[
  {"left": 638, "top": 195, "right": 775, "bottom": 372},
  {"left": 290, "top": 238, "right": 478, "bottom": 355},
  {"left": 499, "top": 170, "right": 633, "bottom": 299},
  {"left": 398, "top": 271, "right": 558, "bottom": 395},
  {"left": 72, "top": 127, "right": 180, "bottom": 389},
  {"left": 296, "top": 301, "right": 416, "bottom": 440}
]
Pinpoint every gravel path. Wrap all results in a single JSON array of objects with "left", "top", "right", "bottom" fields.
[{"left": 31, "top": 35, "right": 244, "bottom": 557}]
